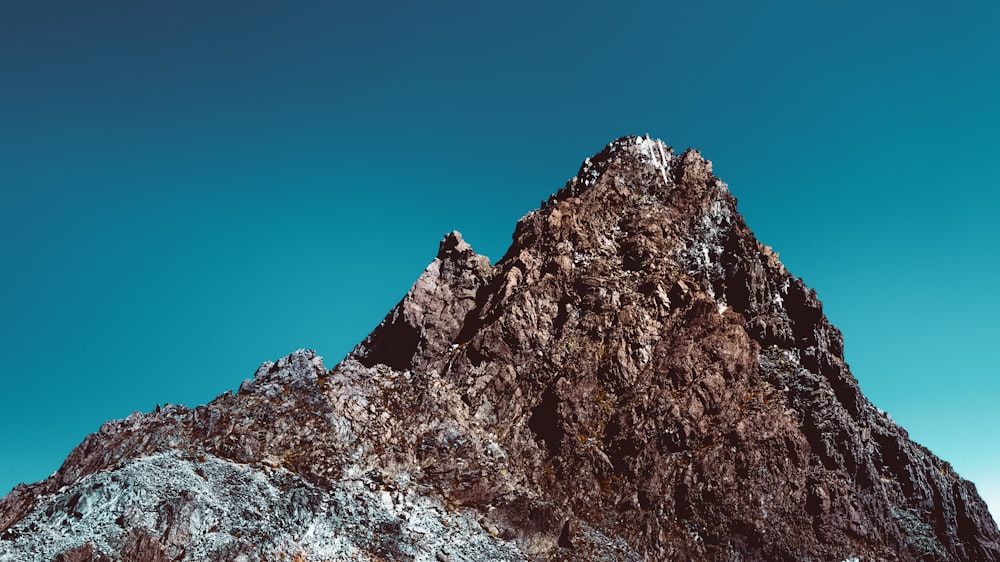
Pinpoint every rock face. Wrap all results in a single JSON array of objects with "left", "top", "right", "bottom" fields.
[{"left": 2, "top": 136, "right": 998, "bottom": 561}]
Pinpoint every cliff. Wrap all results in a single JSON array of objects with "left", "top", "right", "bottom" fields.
[{"left": 2, "top": 136, "right": 997, "bottom": 561}]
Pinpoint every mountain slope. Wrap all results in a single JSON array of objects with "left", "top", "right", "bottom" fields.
[{"left": 2, "top": 136, "right": 997, "bottom": 561}]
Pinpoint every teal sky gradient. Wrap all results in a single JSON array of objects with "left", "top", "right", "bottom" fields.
[{"left": 2, "top": 1, "right": 998, "bottom": 518}]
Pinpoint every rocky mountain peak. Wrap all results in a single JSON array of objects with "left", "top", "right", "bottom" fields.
[{"left": 2, "top": 136, "right": 998, "bottom": 561}]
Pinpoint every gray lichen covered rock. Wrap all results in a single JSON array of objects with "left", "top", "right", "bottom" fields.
[{"left": 2, "top": 136, "right": 998, "bottom": 561}]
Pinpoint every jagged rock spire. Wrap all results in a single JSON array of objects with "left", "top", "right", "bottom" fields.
[{"left": 2, "top": 136, "right": 997, "bottom": 561}]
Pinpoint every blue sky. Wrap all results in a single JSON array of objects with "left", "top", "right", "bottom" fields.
[{"left": 2, "top": 1, "right": 998, "bottom": 518}]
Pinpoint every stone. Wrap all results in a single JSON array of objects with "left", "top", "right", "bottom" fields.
[{"left": 1, "top": 136, "right": 997, "bottom": 561}]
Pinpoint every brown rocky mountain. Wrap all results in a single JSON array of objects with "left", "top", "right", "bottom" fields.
[{"left": 1, "top": 136, "right": 997, "bottom": 561}]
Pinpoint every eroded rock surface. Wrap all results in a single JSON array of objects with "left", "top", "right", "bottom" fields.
[{"left": 2, "top": 136, "right": 998, "bottom": 561}]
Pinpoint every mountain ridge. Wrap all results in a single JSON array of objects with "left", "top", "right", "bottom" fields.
[{"left": 2, "top": 136, "right": 997, "bottom": 561}]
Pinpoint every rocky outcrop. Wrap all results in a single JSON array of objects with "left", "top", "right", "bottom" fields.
[{"left": 2, "top": 136, "right": 997, "bottom": 561}]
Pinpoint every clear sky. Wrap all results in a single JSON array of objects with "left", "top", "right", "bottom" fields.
[{"left": 2, "top": 1, "right": 998, "bottom": 519}]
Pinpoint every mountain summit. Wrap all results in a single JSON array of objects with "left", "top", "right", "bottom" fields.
[{"left": 2, "top": 136, "right": 997, "bottom": 561}]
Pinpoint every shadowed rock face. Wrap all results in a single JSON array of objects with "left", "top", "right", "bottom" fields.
[{"left": 2, "top": 136, "right": 998, "bottom": 561}]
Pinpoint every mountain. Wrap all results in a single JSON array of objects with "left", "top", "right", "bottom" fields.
[{"left": 2, "top": 136, "right": 997, "bottom": 561}]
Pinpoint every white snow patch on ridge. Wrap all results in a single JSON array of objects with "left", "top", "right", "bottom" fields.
[{"left": 624, "top": 135, "right": 673, "bottom": 186}]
